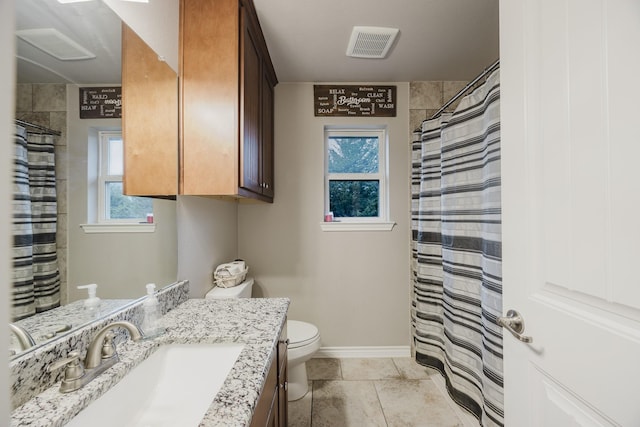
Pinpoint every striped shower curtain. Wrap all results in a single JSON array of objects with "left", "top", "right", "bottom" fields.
[
  {"left": 12, "top": 125, "right": 61, "bottom": 320},
  {"left": 411, "top": 69, "right": 503, "bottom": 426}
]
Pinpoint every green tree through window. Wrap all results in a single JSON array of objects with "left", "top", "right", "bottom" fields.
[
  {"left": 325, "top": 130, "right": 386, "bottom": 220},
  {"left": 329, "top": 180, "right": 379, "bottom": 217},
  {"left": 107, "top": 182, "right": 153, "bottom": 220}
]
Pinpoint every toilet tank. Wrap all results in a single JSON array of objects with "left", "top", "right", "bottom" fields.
[{"left": 205, "top": 278, "right": 254, "bottom": 299}]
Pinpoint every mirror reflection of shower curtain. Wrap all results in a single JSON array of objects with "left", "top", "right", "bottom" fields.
[
  {"left": 12, "top": 125, "right": 61, "bottom": 320},
  {"left": 411, "top": 69, "right": 503, "bottom": 427}
]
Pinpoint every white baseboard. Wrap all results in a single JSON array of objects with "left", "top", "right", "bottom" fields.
[{"left": 314, "top": 346, "right": 411, "bottom": 358}]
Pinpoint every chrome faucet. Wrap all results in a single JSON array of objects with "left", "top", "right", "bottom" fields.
[
  {"left": 48, "top": 321, "right": 144, "bottom": 393},
  {"left": 9, "top": 323, "right": 36, "bottom": 351}
]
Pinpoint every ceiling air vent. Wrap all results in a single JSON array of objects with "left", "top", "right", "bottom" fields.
[
  {"left": 16, "top": 28, "right": 96, "bottom": 61},
  {"left": 346, "top": 26, "right": 399, "bottom": 59}
]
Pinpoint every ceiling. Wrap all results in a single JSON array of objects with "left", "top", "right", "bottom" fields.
[
  {"left": 253, "top": 0, "right": 499, "bottom": 82},
  {"left": 15, "top": 0, "right": 122, "bottom": 84},
  {"left": 15, "top": 0, "right": 499, "bottom": 84}
]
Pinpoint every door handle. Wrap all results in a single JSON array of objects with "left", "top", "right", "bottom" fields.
[{"left": 498, "top": 309, "right": 533, "bottom": 343}]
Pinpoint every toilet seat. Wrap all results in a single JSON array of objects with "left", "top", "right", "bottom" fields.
[{"left": 287, "top": 320, "right": 319, "bottom": 349}]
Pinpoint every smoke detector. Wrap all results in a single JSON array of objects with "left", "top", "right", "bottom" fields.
[{"left": 346, "top": 26, "right": 399, "bottom": 59}]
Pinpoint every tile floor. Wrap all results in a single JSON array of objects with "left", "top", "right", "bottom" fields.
[{"left": 288, "top": 358, "right": 480, "bottom": 427}]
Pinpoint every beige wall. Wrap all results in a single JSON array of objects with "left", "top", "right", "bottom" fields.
[
  {"left": 238, "top": 82, "right": 412, "bottom": 347},
  {"left": 66, "top": 84, "right": 178, "bottom": 302},
  {"left": 176, "top": 196, "right": 238, "bottom": 298}
]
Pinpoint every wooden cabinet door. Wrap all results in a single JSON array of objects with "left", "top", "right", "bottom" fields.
[
  {"left": 241, "top": 6, "right": 263, "bottom": 195},
  {"left": 121, "top": 24, "right": 178, "bottom": 196},
  {"left": 180, "top": 0, "right": 240, "bottom": 196},
  {"left": 180, "top": 0, "right": 275, "bottom": 201},
  {"left": 249, "top": 353, "right": 278, "bottom": 427}
]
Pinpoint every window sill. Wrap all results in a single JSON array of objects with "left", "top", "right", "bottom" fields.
[
  {"left": 80, "top": 223, "right": 156, "bottom": 234},
  {"left": 319, "top": 221, "right": 396, "bottom": 232}
]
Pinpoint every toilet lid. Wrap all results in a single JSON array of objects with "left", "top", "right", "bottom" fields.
[
  {"left": 287, "top": 320, "right": 319, "bottom": 349},
  {"left": 205, "top": 278, "right": 254, "bottom": 299}
]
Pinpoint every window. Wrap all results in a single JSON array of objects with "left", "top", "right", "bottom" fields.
[
  {"left": 324, "top": 128, "right": 390, "bottom": 227},
  {"left": 97, "top": 131, "right": 152, "bottom": 223}
]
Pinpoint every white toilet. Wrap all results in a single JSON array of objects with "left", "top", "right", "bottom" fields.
[{"left": 205, "top": 278, "right": 320, "bottom": 401}]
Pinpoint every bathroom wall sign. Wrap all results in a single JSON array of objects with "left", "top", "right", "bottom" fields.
[
  {"left": 313, "top": 85, "right": 396, "bottom": 117},
  {"left": 79, "top": 87, "right": 122, "bottom": 119}
]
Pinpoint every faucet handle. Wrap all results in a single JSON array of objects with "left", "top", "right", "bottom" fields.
[
  {"left": 48, "top": 350, "right": 85, "bottom": 382},
  {"left": 101, "top": 331, "right": 117, "bottom": 360}
]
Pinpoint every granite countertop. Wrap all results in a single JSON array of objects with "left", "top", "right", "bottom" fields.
[
  {"left": 11, "top": 299, "right": 132, "bottom": 352},
  {"left": 10, "top": 297, "right": 290, "bottom": 427}
]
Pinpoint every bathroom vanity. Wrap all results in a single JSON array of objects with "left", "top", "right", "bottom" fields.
[{"left": 10, "top": 291, "right": 289, "bottom": 427}]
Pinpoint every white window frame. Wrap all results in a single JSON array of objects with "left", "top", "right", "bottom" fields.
[
  {"left": 81, "top": 130, "right": 154, "bottom": 233},
  {"left": 97, "top": 131, "right": 119, "bottom": 223},
  {"left": 322, "top": 127, "right": 394, "bottom": 231}
]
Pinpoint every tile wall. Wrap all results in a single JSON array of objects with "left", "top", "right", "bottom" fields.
[{"left": 409, "top": 81, "right": 469, "bottom": 133}]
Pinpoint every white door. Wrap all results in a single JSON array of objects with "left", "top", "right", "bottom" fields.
[{"left": 500, "top": 0, "right": 640, "bottom": 425}]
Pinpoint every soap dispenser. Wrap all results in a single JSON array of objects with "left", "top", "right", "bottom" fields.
[
  {"left": 141, "top": 283, "right": 162, "bottom": 338},
  {"left": 77, "top": 284, "right": 101, "bottom": 319}
]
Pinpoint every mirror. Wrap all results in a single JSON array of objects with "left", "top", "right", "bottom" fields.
[{"left": 11, "top": 0, "right": 179, "bottom": 357}]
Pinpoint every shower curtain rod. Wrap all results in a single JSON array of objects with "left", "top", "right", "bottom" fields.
[
  {"left": 14, "top": 119, "right": 61, "bottom": 136},
  {"left": 430, "top": 58, "right": 500, "bottom": 120}
]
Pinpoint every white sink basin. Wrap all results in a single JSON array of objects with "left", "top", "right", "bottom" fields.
[{"left": 66, "top": 343, "right": 244, "bottom": 427}]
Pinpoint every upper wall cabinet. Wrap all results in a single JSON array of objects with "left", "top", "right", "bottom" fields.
[
  {"left": 180, "top": 0, "right": 278, "bottom": 202},
  {"left": 121, "top": 0, "right": 277, "bottom": 202},
  {"left": 122, "top": 24, "right": 179, "bottom": 197}
]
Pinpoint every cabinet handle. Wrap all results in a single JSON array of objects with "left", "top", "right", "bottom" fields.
[{"left": 280, "top": 381, "right": 288, "bottom": 391}]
